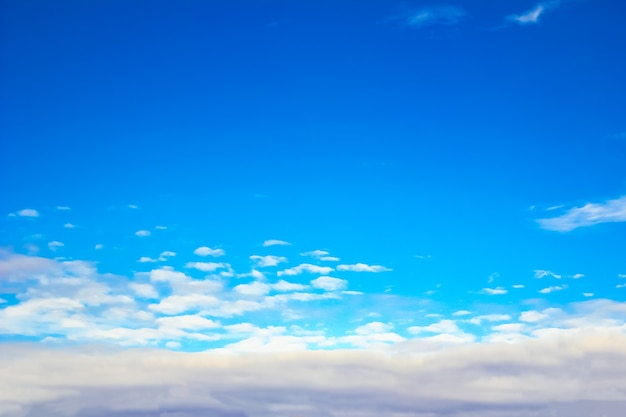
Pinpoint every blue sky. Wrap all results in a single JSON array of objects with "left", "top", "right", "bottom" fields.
[{"left": 1, "top": 1, "right": 626, "bottom": 416}]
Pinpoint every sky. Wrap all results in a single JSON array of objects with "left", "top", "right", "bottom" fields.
[{"left": 1, "top": 0, "right": 626, "bottom": 416}]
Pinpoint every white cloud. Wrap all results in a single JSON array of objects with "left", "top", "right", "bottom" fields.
[
  {"left": 63, "top": 223, "right": 77, "bottom": 229},
  {"left": 520, "top": 310, "right": 549, "bottom": 323},
  {"left": 158, "top": 251, "right": 176, "bottom": 261},
  {"left": 300, "top": 250, "right": 339, "bottom": 261},
  {"left": 148, "top": 294, "right": 220, "bottom": 314},
  {"left": 135, "top": 230, "right": 151, "bottom": 237},
  {"left": 155, "top": 315, "right": 220, "bottom": 331},
  {"left": 48, "top": 241, "right": 64, "bottom": 251},
  {"left": 128, "top": 204, "right": 139, "bottom": 209},
  {"left": 617, "top": 284, "right": 626, "bottom": 289},
  {"left": 155, "top": 225, "right": 167, "bottom": 230},
  {"left": 583, "top": 292, "right": 594, "bottom": 297},
  {"left": 138, "top": 257, "right": 157, "bottom": 263},
  {"left": 310, "top": 276, "right": 347, "bottom": 291},
  {"left": 402, "top": 6, "right": 466, "bottom": 28},
  {"left": 56, "top": 206, "right": 71, "bottom": 211},
  {"left": 479, "top": 287, "right": 508, "bottom": 295},
  {"left": 262, "top": 239, "right": 291, "bottom": 247},
  {"left": 534, "top": 269, "right": 562, "bottom": 279},
  {"left": 185, "top": 262, "right": 227, "bottom": 272},
  {"left": 452, "top": 310, "right": 471, "bottom": 316},
  {"left": 354, "top": 321, "right": 394, "bottom": 335},
  {"left": 14, "top": 208, "right": 40, "bottom": 217},
  {"left": 467, "top": 314, "right": 511, "bottom": 325},
  {"left": 618, "top": 274, "right": 626, "bottom": 279},
  {"left": 249, "top": 255, "right": 288, "bottom": 267},
  {"left": 128, "top": 283, "right": 158, "bottom": 298},
  {"left": 408, "top": 319, "right": 460, "bottom": 334},
  {"left": 272, "top": 280, "right": 309, "bottom": 292},
  {"left": 193, "top": 246, "right": 225, "bottom": 257},
  {"left": 277, "top": 263, "right": 334, "bottom": 276},
  {"left": 539, "top": 285, "right": 568, "bottom": 294},
  {"left": 337, "top": 263, "right": 391, "bottom": 273},
  {"left": 234, "top": 282, "right": 271, "bottom": 296},
  {"left": 571, "top": 273, "right": 585, "bottom": 279},
  {"left": 512, "top": 284, "right": 525, "bottom": 289},
  {"left": 537, "top": 195, "right": 626, "bottom": 231},
  {"left": 94, "top": 244, "right": 103, "bottom": 250}
]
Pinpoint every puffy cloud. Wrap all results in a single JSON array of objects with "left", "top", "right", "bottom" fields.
[
  {"left": 467, "top": 314, "right": 512, "bottom": 325},
  {"left": 310, "top": 276, "right": 347, "bottom": 291},
  {"left": 262, "top": 239, "right": 291, "bottom": 247},
  {"left": 337, "top": 263, "right": 391, "bottom": 273},
  {"left": 47, "top": 241, "right": 64, "bottom": 251},
  {"left": 408, "top": 319, "right": 460, "bottom": 334},
  {"left": 158, "top": 251, "right": 176, "bottom": 261},
  {"left": 479, "top": 287, "right": 508, "bottom": 295},
  {"left": 537, "top": 195, "right": 626, "bottom": 231},
  {"left": 138, "top": 256, "right": 157, "bottom": 263},
  {"left": 135, "top": 230, "right": 151, "bottom": 237},
  {"left": 193, "top": 246, "right": 225, "bottom": 257},
  {"left": 148, "top": 294, "right": 220, "bottom": 314},
  {"left": 271, "top": 280, "right": 309, "bottom": 292},
  {"left": 14, "top": 208, "right": 40, "bottom": 217},
  {"left": 539, "top": 285, "right": 567, "bottom": 294},
  {"left": 233, "top": 282, "right": 271, "bottom": 296},
  {"left": 128, "top": 283, "right": 158, "bottom": 299},
  {"left": 63, "top": 223, "right": 76, "bottom": 229},
  {"left": 249, "top": 255, "right": 287, "bottom": 267},
  {"left": 277, "top": 263, "right": 334, "bottom": 276},
  {"left": 301, "top": 250, "right": 340, "bottom": 262},
  {"left": 155, "top": 315, "right": 220, "bottom": 331},
  {"left": 185, "top": 262, "right": 228, "bottom": 272}
]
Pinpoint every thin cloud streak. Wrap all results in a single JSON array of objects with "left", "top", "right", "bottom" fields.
[{"left": 537, "top": 196, "right": 626, "bottom": 231}]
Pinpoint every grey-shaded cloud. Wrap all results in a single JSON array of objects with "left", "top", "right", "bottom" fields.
[{"left": 2, "top": 329, "right": 626, "bottom": 417}]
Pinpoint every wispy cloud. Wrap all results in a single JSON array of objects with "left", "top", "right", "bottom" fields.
[
  {"left": 507, "top": 1, "right": 561, "bottom": 25},
  {"left": 537, "top": 196, "right": 626, "bottom": 231},
  {"left": 277, "top": 263, "right": 334, "bottom": 276},
  {"left": 250, "top": 255, "right": 288, "bottom": 267},
  {"left": 9, "top": 208, "right": 40, "bottom": 218},
  {"left": 534, "top": 269, "right": 562, "bottom": 279},
  {"left": 193, "top": 246, "right": 225, "bottom": 257},
  {"left": 539, "top": 284, "right": 568, "bottom": 294},
  {"left": 399, "top": 5, "right": 467, "bottom": 28},
  {"left": 479, "top": 287, "right": 508, "bottom": 295},
  {"left": 262, "top": 239, "right": 291, "bottom": 247},
  {"left": 337, "top": 263, "right": 392, "bottom": 273},
  {"left": 135, "top": 230, "right": 151, "bottom": 237}
]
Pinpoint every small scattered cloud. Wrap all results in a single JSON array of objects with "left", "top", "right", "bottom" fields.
[
  {"left": 48, "top": 241, "right": 64, "bottom": 251},
  {"left": 583, "top": 292, "right": 594, "bottom": 297},
  {"left": 488, "top": 272, "right": 499, "bottom": 283},
  {"left": 534, "top": 269, "right": 562, "bottom": 279},
  {"left": 507, "top": 1, "right": 560, "bottom": 25},
  {"left": 537, "top": 196, "right": 626, "bottom": 231},
  {"left": 467, "top": 314, "right": 511, "bottom": 325},
  {"left": 158, "top": 251, "right": 176, "bottom": 261},
  {"left": 155, "top": 225, "right": 167, "bottom": 230},
  {"left": 263, "top": 239, "right": 291, "bottom": 247},
  {"left": 452, "top": 310, "right": 471, "bottom": 316},
  {"left": 480, "top": 287, "right": 508, "bottom": 295},
  {"left": 539, "top": 285, "right": 568, "bottom": 294},
  {"left": 512, "top": 284, "right": 525, "bottom": 289},
  {"left": 56, "top": 206, "right": 71, "bottom": 211},
  {"left": 135, "top": 230, "right": 151, "bottom": 237},
  {"left": 337, "top": 263, "right": 392, "bottom": 273},
  {"left": 397, "top": 5, "right": 467, "bottom": 28},
  {"left": 11, "top": 208, "right": 40, "bottom": 218},
  {"left": 128, "top": 204, "right": 139, "bottom": 209},
  {"left": 300, "top": 250, "right": 339, "bottom": 262},
  {"left": 63, "top": 223, "right": 77, "bottom": 229},
  {"left": 94, "top": 244, "right": 103, "bottom": 250},
  {"left": 185, "top": 262, "right": 228, "bottom": 272},
  {"left": 272, "top": 280, "right": 309, "bottom": 292},
  {"left": 570, "top": 273, "right": 585, "bottom": 279},
  {"left": 138, "top": 257, "right": 158, "bottom": 263},
  {"left": 277, "top": 263, "right": 334, "bottom": 276},
  {"left": 250, "top": 255, "right": 288, "bottom": 267},
  {"left": 193, "top": 246, "right": 225, "bottom": 257},
  {"left": 310, "top": 276, "right": 347, "bottom": 291},
  {"left": 617, "top": 284, "right": 626, "bottom": 289}
]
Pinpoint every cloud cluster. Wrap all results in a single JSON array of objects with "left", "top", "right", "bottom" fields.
[
  {"left": 537, "top": 195, "right": 626, "bottom": 231},
  {"left": 2, "top": 329, "right": 626, "bottom": 417}
]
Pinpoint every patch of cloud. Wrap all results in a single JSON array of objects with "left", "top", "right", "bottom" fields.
[
  {"left": 452, "top": 310, "right": 471, "bottom": 316},
  {"left": 271, "top": 280, "right": 309, "bottom": 292},
  {"left": 539, "top": 285, "right": 568, "bottom": 294},
  {"left": 249, "top": 255, "right": 288, "bottom": 267},
  {"left": 277, "top": 263, "right": 334, "bottom": 276},
  {"left": 155, "top": 225, "right": 167, "bottom": 230},
  {"left": 11, "top": 208, "right": 40, "bottom": 217},
  {"left": 56, "top": 206, "right": 71, "bottom": 211},
  {"left": 479, "top": 287, "right": 508, "bottom": 295},
  {"left": 301, "top": 250, "right": 340, "bottom": 262},
  {"left": 310, "top": 276, "right": 347, "bottom": 291},
  {"left": 63, "top": 223, "right": 77, "bottom": 229},
  {"left": 399, "top": 5, "right": 467, "bottom": 28},
  {"left": 135, "top": 230, "right": 151, "bottom": 237},
  {"left": 537, "top": 195, "right": 626, "bottom": 231},
  {"left": 193, "top": 246, "right": 225, "bottom": 257},
  {"left": 617, "top": 284, "right": 626, "bottom": 289},
  {"left": 262, "top": 239, "right": 291, "bottom": 247},
  {"left": 138, "top": 256, "right": 158, "bottom": 263},
  {"left": 94, "top": 244, "right": 103, "bottom": 250},
  {"left": 534, "top": 269, "right": 562, "bottom": 279},
  {"left": 507, "top": 1, "right": 562, "bottom": 25},
  {"left": 512, "top": 284, "right": 525, "bottom": 289},
  {"left": 158, "top": 251, "right": 176, "bottom": 261},
  {"left": 47, "top": 241, "right": 64, "bottom": 251},
  {"left": 185, "top": 262, "right": 228, "bottom": 272},
  {"left": 467, "top": 314, "right": 512, "bottom": 325},
  {"left": 337, "top": 263, "right": 391, "bottom": 273},
  {"left": 128, "top": 283, "right": 158, "bottom": 298},
  {"left": 583, "top": 292, "right": 594, "bottom": 297}
]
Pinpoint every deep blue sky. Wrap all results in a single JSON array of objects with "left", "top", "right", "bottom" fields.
[{"left": 1, "top": 0, "right": 626, "bottom": 351}]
